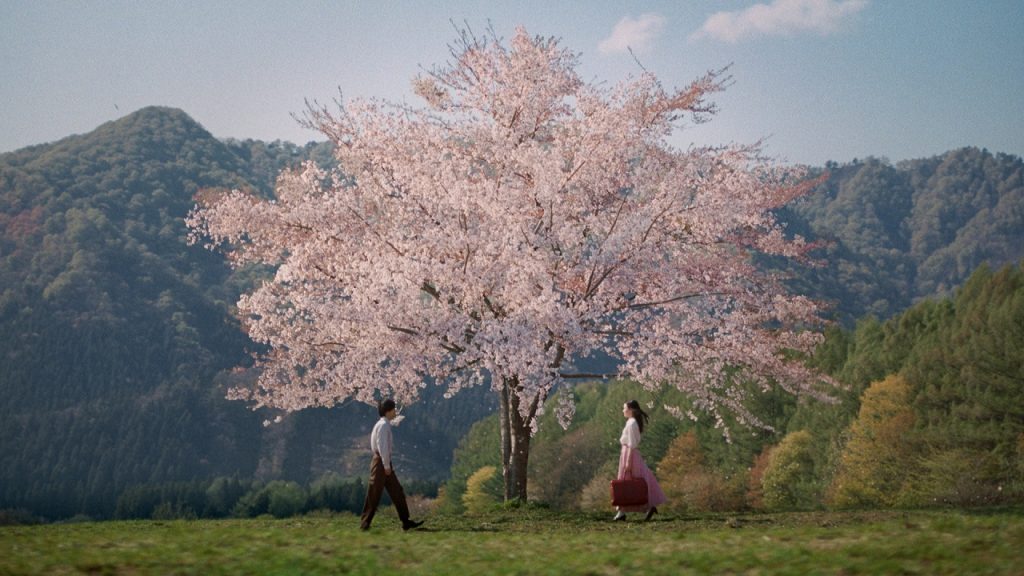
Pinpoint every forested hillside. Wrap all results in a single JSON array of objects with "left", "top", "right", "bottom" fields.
[
  {"left": 779, "top": 149, "right": 1024, "bottom": 322},
  {"left": 0, "top": 108, "right": 488, "bottom": 519},
  {"left": 1, "top": 107, "right": 1021, "bottom": 520},
  {"left": 0, "top": 107, "right": 260, "bottom": 518}
]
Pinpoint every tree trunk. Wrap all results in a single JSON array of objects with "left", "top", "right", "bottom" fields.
[
  {"left": 499, "top": 380, "right": 513, "bottom": 501},
  {"left": 498, "top": 377, "right": 540, "bottom": 503}
]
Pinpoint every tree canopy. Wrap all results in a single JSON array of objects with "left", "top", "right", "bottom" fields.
[{"left": 188, "top": 28, "right": 834, "bottom": 499}]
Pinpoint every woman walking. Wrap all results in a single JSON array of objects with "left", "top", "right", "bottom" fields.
[{"left": 614, "top": 400, "right": 666, "bottom": 521}]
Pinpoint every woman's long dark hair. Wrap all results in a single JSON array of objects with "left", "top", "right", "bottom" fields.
[{"left": 626, "top": 400, "right": 649, "bottom": 434}]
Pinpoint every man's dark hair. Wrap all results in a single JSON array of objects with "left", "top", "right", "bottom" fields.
[{"left": 378, "top": 399, "right": 397, "bottom": 417}]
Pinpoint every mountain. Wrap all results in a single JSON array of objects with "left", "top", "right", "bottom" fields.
[
  {"left": 776, "top": 149, "right": 1024, "bottom": 323},
  {"left": 0, "top": 107, "right": 261, "bottom": 518},
  {"left": 0, "top": 108, "right": 489, "bottom": 519},
  {"left": 1, "top": 108, "right": 1021, "bottom": 519}
]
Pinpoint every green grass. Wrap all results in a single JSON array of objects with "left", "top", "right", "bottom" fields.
[{"left": 2, "top": 507, "right": 1022, "bottom": 575}]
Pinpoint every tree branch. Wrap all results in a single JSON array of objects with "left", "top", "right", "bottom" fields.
[
  {"left": 386, "top": 325, "right": 420, "bottom": 336},
  {"left": 559, "top": 372, "right": 621, "bottom": 380},
  {"left": 421, "top": 281, "right": 441, "bottom": 301},
  {"left": 620, "top": 291, "right": 730, "bottom": 311},
  {"left": 585, "top": 196, "right": 628, "bottom": 296}
]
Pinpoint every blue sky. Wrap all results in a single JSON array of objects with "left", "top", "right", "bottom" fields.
[{"left": 2, "top": 1, "right": 1022, "bottom": 165}]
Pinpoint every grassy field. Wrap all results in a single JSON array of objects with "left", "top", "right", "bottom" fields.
[{"left": 2, "top": 507, "right": 1022, "bottom": 575}]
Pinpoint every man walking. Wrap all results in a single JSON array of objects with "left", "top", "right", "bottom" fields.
[{"left": 360, "top": 399, "right": 424, "bottom": 531}]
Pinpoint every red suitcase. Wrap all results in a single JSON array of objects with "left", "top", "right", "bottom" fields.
[{"left": 610, "top": 477, "right": 648, "bottom": 507}]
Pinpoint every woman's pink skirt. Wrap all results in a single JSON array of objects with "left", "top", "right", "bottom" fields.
[{"left": 616, "top": 444, "right": 667, "bottom": 511}]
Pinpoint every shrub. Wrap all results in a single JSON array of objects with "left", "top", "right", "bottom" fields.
[
  {"left": 438, "top": 415, "right": 501, "bottom": 514},
  {"left": 266, "top": 481, "right": 307, "bottom": 519},
  {"left": 463, "top": 466, "right": 502, "bottom": 515},
  {"left": 406, "top": 494, "right": 438, "bottom": 518},
  {"left": 151, "top": 502, "right": 197, "bottom": 521},
  {"left": 578, "top": 460, "right": 619, "bottom": 513},
  {"left": 232, "top": 483, "right": 270, "bottom": 518},
  {"left": 204, "top": 477, "right": 248, "bottom": 518},
  {"left": 1018, "top": 432, "right": 1024, "bottom": 476},
  {"left": 0, "top": 509, "right": 42, "bottom": 526},
  {"left": 897, "top": 449, "right": 1008, "bottom": 507},
  {"left": 747, "top": 444, "right": 776, "bottom": 510},
  {"left": 308, "top": 474, "right": 363, "bottom": 514},
  {"left": 658, "top": 431, "right": 746, "bottom": 513},
  {"left": 762, "top": 430, "right": 818, "bottom": 510}
]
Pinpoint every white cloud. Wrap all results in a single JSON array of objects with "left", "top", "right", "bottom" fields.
[
  {"left": 691, "top": 0, "right": 868, "bottom": 43},
  {"left": 598, "top": 13, "right": 667, "bottom": 55}
]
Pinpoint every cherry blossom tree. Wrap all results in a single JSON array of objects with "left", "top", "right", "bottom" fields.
[{"left": 188, "top": 27, "right": 832, "bottom": 502}]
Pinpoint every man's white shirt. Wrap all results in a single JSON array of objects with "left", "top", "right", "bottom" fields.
[{"left": 370, "top": 417, "right": 393, "bottom": 470}]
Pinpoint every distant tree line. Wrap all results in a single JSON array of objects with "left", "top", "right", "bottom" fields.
[{"left": 0, "top": 475, "right": 439, "bottom": 525}]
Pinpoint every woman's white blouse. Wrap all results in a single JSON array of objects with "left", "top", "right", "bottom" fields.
[{"left": 619, "top": 417, "right": 641, "bottom": 448}]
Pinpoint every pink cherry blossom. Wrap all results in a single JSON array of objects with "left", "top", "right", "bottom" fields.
[{"left": 187, "top": 27, "right": 834, "bottom": 500}]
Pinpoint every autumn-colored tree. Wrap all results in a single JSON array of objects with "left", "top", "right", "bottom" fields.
[
  {"left": 657, "top": 431, "right": 705, "bottom": 512},
  {"left": 746, "top": 444, "right": 775, "bottom": 510},
  {"left": 187, "top": 27, "right": 830, "bottom": 501},
  {"left": 578, "top": 460, "right": 619, "bottom": 512},
  {"left": 463, "top": 466, "right": 502, "bottom": 515},
  {"left": 761, "top": 429, "right": 817, "bottom": 510},
  {"left": 828, "top": 375, "right": 915, "bottom": 508},
  {"left": 657, "top": 431, "right": 745, "bottom": 512}
]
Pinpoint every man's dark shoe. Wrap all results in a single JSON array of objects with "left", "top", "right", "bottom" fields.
[
  {"left": 402, "top": 520, "right": 424, "bottom": 531},
  {"left": 359, "top": 524, "right": 370, "bottom": 531}
]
